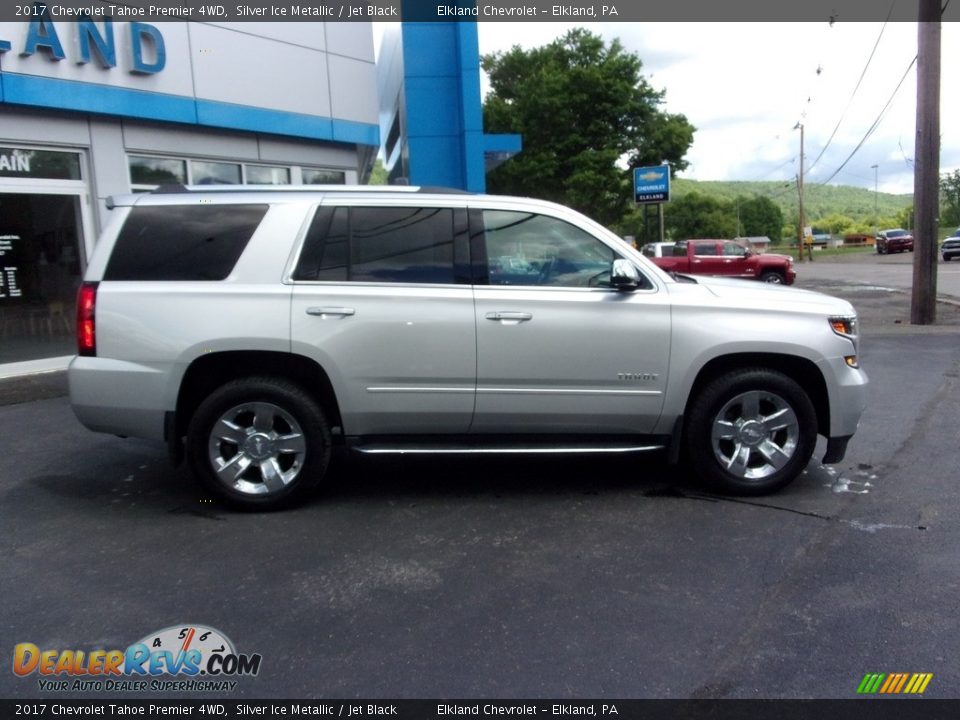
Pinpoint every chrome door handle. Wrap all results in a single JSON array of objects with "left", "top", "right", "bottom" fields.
[
  {"left": 306, "top": 306, "right": 355, "bottom": 318},
  {"left": 485, "top": 311, "right": 533, "bottom": 323}
]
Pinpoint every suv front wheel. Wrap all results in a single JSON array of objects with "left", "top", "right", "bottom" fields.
[
  {"left": 685, "top": 369, "right": 817, "bottom": 495},
  {"left": 187, "top": 377, "right": 331, "bottom": 510}
]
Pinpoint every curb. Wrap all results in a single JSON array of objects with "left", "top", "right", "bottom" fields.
[{"left": 0, "top": 370, "right": 69, "bottom": 408}]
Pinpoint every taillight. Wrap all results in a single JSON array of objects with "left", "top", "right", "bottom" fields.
[{"left": 76, "top": 282, "right": 98, "bottom": 356}]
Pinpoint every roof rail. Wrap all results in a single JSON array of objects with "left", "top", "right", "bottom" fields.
[
  {"left": 146, "top": 184, "right": 475, "bottom": 195},
  {"left": 149, "top": 184, "right": 426, "bottom": 194},
  {"left": 416, "top": 186, "right": 473, "bottom": 195}
]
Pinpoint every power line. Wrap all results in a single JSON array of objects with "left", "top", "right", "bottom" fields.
[
  {"left": 817, "top": 54, "right": 917, "bottom": 187},
  {"left": 745, "top": 155, "right": 797, "bottom": 183},
  {"left": 807, "top": 9, "right": 895, "bottom": 174}
]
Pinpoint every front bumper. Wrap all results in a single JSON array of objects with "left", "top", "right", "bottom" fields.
[{"left": 817, "top": 355, "right": 869, "bottom": 458}]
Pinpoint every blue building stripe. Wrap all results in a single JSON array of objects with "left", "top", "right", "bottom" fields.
[
  {"left": 2, "top": 73, "right": 197, "bottom": 124},
  {"left": 195, "top": 99, "right": 334, "bottom": 141},
  {"left": 0, "top": 73, "right": 380, "bottom": 148}
]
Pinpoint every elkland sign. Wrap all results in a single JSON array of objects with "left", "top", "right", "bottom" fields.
[{"left": 0, "top": 19, "right": 166, "bottom": 74}]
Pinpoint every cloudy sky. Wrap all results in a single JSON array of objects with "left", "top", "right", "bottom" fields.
[
  {"left": 471, "top": 22, "right": 960, "bottom": 196},
  {"left": 374, "top": 22, "right": 957, "bottom": 195}
]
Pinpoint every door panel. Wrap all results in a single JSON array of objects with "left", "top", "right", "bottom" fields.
[
  {"left": 292, "top": 284, "right": 476, "bottom": 435},
  {"left": 290, "top": 204, "right": 476, "bottom": 436},
  {"left": 472, "top": 286, "right": 670, "bottom": 433},
  {"left": 471, "top": 208, "right": 670, "bottom": 434}
]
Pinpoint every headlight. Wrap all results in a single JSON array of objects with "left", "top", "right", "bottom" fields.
[
  {"left": 829, "top": 315, "right": 858, "bottom": 338},
  {"left": 829, "top": 315, "right": 859, "bottom": 367}
]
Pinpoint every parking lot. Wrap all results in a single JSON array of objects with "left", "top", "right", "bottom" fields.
[{"left": 2, "top": 268, "right": 959, "bottom": 700}]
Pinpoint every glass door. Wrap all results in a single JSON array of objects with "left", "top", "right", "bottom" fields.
[{"left": 0, "top": 192, "right": 90, "bottom": 364}]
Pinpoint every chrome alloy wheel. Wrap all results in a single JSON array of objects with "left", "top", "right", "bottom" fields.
[
  {"left": 207, "top": 401, "right": 307, "bottom": 496},
  {"left": 710, "top": 390, "right": 800, "bottom": 481}
]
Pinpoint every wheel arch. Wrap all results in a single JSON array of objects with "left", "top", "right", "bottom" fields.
[
  {"left": 174, "top": 351, "right": 343, "bottom": 443},
  {"left": 684, "top": 352, "right": 829, "bottom": 437}
]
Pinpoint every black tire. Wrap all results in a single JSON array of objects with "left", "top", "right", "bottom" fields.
[
  {"left": 187, "top": 377, "right": 331, "bottom": 510},
  {"left": 759, "top": 271, "right": 784, "bottom": 284},
  {"left": 945, "top": 255, "right": 952, "bottom": 262},
  {"left": 684, "top": 368, "right": 817, "bottom": 496}
]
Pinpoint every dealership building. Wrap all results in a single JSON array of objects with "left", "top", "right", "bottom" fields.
[{"left": 0, "top": 18, "right": 517, "bottom": 373}]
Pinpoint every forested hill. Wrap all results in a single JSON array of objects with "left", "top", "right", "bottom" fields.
[{"left": 671, "top": 178, "right": 912, "bottom": 224}]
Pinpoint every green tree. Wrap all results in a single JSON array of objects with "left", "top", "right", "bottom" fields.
[
  {"left": 367, "top": 158, "right": 388, "bottom": 186},
  {"left": 895, "top": 205, "right": 914, "bottom": 231},
  {"left": 817, "top": 213, "right": 856, "bottom": 236},
  {"left": 939, "top": 170, "right": 960, "bottom": 226},
  {"left": 482, "top": 29, "right": 695, "bottom": 227},
  {"left": 665, "top": 192, "right": 737, "bottom": 239},
  {"left": 737, "top": 196, "right": 783, "bottom": 242}
]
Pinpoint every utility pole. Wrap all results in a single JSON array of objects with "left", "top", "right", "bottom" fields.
[
  {"left": 796, "top": 122, "right": 805, "bottom": 263},
  {"left": 911, "top": 0, "right": 940, "bottom": 325},
  {"left": 871, "top": 163, "right": 879, "bottom": 235}
]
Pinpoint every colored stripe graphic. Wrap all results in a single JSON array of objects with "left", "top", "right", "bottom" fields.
[
  {"left": 857, "top": 673, "right": 885, "bottom": 694},
  {"left": 857, "top": 672, "right": 932, "bottom": 694}
]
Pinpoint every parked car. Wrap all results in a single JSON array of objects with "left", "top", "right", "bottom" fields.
[
  {"left": 651, "top": 239, "right": 796, "bottom": 284},
  {"left": 69, "top": 185, "right": 867, "bottom": 509},
  {"left": 876, "top": 229, "right": 914, "bottom": 254},
  {"left": 640, "top": 241, "right": 676, "bottom": 258},
  {"left": 942, "top": 231, "right": 960, "bottom": 261}
]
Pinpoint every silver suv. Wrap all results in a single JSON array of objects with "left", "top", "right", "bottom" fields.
[{"left": 69, "top": 186, "right": 868, "bottom": 509}]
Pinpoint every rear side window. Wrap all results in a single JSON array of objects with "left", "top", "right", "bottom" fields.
[
  {"left": 104, "top": 204, "right": 268, "bottom": 281},
  {"left": 294, "top": 206, "right": 467, "bottom": 284}
]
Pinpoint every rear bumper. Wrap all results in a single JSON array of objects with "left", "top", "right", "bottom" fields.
[{"left": 68, "top": 356, "right": 169, "bottom": 440}]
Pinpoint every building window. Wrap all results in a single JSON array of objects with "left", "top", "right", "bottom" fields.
[
  {"left": 129, "top": 156, "right": 186, "bottom": 186},
  {"left": 0, "top": 148, "right": 82, "bottom": 181},
  {"left": 302, "top": 168, "right": 346, "bottom": 185},
  {"left": 191, "top": 160, "right": 241, "bottom": 186},
  {"left": 128, "top": 155, "right": 343, "bottom": 191},
  {"left": 245, "top": 165, "right": 290, "bottom": 185}
]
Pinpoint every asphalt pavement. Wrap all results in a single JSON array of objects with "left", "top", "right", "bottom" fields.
[{"left": 1, "top": 266, "right": 959, "bottom": 700}]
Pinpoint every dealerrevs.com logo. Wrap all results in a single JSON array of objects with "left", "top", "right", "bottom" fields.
[{"left": 13, "top": 624, "right": 262, "bottom": 693}]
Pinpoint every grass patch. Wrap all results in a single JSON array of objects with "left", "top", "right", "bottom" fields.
[{"left": 766, "top": 245, "right": 875, "bottom": 258}]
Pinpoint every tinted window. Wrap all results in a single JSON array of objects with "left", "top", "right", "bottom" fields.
[
  {"left": 294, "top": 206, "right": 458, "bottom": 284},
  {"left": 482, "top": 210, "right": 618, "bottom": 288},
  {"left": 105, "top": 204, "right": 267, "bottom": 281},
  {"left": 693, "top": 242, "right": 718, "bottom": 256},
  {"left": 295, "top": 206, "right": 349, "bottom": 282}
]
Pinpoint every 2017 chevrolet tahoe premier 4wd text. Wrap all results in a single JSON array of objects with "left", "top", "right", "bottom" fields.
[{"left": 69, "top": 186, "right": 868, "bottom": 509}]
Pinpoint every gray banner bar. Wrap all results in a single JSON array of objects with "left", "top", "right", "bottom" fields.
[{"left": 0, "top": 0, "right": 956, "bottom": 22}]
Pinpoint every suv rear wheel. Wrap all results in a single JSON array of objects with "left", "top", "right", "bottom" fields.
[
  {"left": 685, "top": 369, "right": 816, "bottom": 495},
  {"left": 187, "top": 377, "right": 331, "bottom": 510}
]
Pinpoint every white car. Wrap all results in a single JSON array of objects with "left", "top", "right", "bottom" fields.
[{"left": 640, "top": 241, "right": 676, "bottom": 258}]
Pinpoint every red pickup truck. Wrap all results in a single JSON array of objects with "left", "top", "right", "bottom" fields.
[{"left": 651, "top": 239, "right": 796, "bottom": 285}]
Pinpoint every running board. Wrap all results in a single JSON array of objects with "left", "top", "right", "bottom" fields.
[{"left": 347, "top": 435, "right": 668, "bottom": 456}]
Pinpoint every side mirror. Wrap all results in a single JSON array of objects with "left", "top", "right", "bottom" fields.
[{"left": 611, "top": 259, "right": 641, "bottom": 290}]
